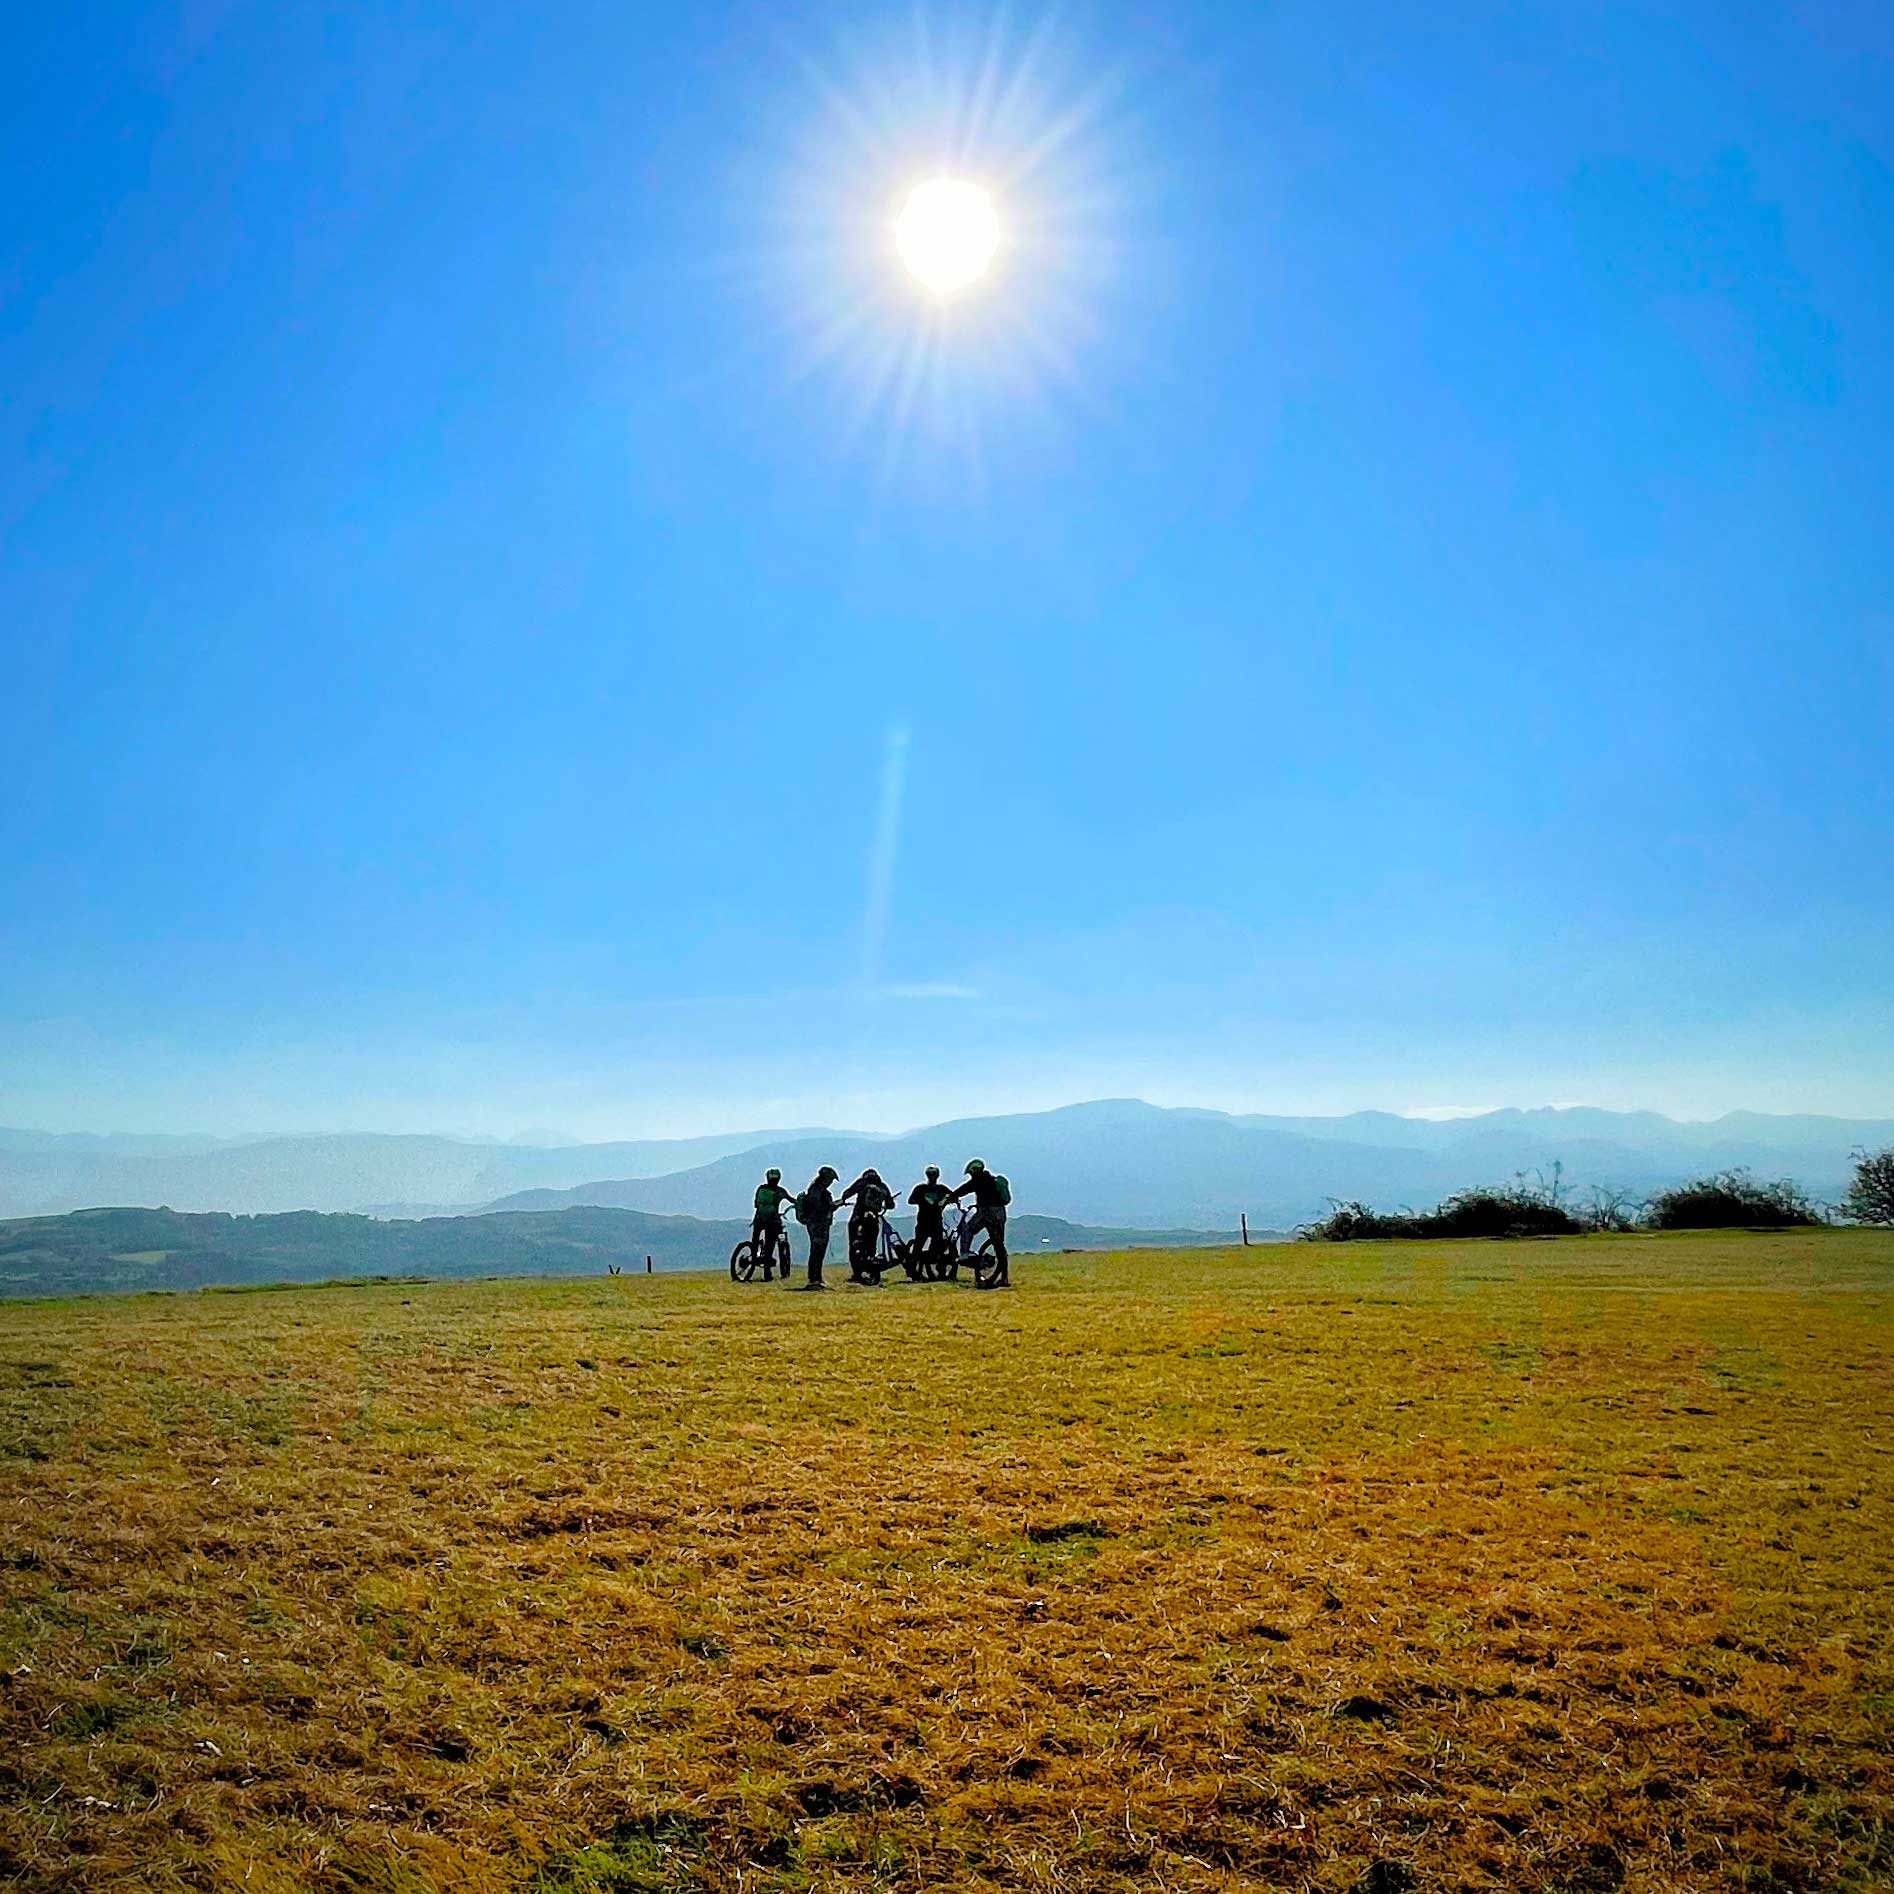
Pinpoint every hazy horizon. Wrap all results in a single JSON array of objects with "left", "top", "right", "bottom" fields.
[{"left": 8, "top": 1091, "right": 1894, "bottom": 1149}]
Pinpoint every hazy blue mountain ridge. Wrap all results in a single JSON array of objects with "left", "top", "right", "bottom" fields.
[
  {"left": 3, "top": 1101, "right": 1887, "bottom": 1228},
  {"left": 478, "top": 1100, "right": 1892, "bottom": 1229},
  {"left": 0, "top": 1126, "right": 861, "bottom": 1219}
]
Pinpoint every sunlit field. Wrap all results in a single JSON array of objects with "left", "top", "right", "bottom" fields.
[{"left": 3, "top": 1232, "right": 1891, "bottom": 1891}]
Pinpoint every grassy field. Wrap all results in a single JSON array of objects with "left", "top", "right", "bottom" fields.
[{"left": 2, "top": 1232, "right": 1891, "bottom": 1892}]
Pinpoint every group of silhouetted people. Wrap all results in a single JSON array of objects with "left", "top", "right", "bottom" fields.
[{"left": 750, "top": 1158, "right": 1011, "bottom": 1290}]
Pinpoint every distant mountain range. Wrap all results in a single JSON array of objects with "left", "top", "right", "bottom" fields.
[
  {"left": 0, "top": 1125, "right": 856, "bottom": 1221},
  {"left": 481, "top": 1100, "right": 1891, "bottom": 1228},
  {"left": 2, "top": 1100, "right": 1888, "bottom": 1230},
  {"left": 0, "top": 1204, "right": 1242, "bottom": 1299}
]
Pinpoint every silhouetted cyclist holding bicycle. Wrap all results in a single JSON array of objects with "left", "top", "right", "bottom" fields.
[
  {"left": 751, "top": 1168, "right": 795, "bottom": 1282},
  {"left": 841, "top": 1168, "right": 896, "bottom": 1284},
  {"left": 950, "top": 1158, "right": 1011, "bottom": 1287},
  {"left": 907, "top": 1164, "right": 954, "bottom": 1272}
]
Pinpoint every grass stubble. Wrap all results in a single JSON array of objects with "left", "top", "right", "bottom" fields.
[{"left": 1, "top": 1230, "right": 1890, "bottom": 1891}]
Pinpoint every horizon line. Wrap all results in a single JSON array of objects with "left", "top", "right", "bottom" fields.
[{"left": 7, "top": 1096, "right": 1894, "bottom": 1146}]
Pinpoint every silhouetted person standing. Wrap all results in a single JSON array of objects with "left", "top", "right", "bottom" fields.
[
  {"left": 908, "top": 1164, "right": 953, "bottom": 1268},
  {"left": 795, "top": 1166, "right": 840, "bottom": 1291}
]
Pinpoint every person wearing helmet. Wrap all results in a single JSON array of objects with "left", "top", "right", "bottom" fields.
[
  {"left": 907, "top": 1164, "right": 954, "bottom": 1266},
  {"left": 950, "top": 1158, "right": 1011, "bottom": 1286},
  {"left": 751, "top": 1168, "right": 794, "bottom": 1281},
  {"left": 840, "top": 1167, "right": 896, "bottom": 1283},
  {"left": 793, "top": 1165, "right": 841, "bottom": 1290}
]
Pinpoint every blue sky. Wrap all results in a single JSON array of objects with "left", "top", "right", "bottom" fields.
[{"left": 3, "top": 1, "right": 1890, "bottom": 1137}]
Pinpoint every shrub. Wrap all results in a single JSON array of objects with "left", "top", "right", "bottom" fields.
[
  {"left": 1576, "top": 1186, "right": 1642, "bottom": 1234},
  {"left": 1299, "top": 1201, "right": 1421, "bottom": 1242},
  {"left": 1842, "top": 1147, "right": 1894, "bottom": 1226},
  {"left": 1428, "top": 1188, "right": 1584, "bottom": 1238},
  {"left": 1644, "top": 1170, "right": 1822, "bottom": 1231},
  {"left": 1300, "top": 1185, "right": 1582, "bottom": 1242},
  {"left": 1300, "top": 1166, "right": 1836, "bottom": 1242}
]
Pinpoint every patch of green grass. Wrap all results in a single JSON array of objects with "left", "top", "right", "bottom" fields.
[
  {"left": 49, "top": 1694, "right": 137, "bottom": 1740},
  {"left": 1703, "top": 1345, "right": 1783, "bottom": 1392},
  {"left": 532, "top": 1815, "right": 710, "bottom": 1893},
  {"left": 531, "top": 1838, "right": 674, "bottom": 1893}
]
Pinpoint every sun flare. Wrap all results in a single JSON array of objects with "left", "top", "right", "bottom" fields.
[
  {"left": 895, "top": 179, "right": 1000, "bottom": 293},
  {"left": 758, "top": 9, "right": 1138, "bottom": 479}
]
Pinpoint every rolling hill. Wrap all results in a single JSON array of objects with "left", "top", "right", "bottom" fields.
[{"left": 0, "top": 1203, "right": 1245, "bottom": 1298}]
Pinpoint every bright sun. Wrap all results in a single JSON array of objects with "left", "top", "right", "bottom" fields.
[{"left": 895, "top": 178, "right": 999, "bottom": 293}]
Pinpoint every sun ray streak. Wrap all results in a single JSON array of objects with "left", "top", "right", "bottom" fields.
[{"left": 862, "top": 725, "right": 912, "bottom": 989}]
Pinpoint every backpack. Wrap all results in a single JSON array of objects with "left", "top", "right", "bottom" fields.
[
  {"left": 994, "top": 1173, "right": 1011, "bottom": 1206},
  {"left": 792, "top": 1192, "right": 808, "bottom": 1225}
]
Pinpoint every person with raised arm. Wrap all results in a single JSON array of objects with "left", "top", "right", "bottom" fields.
[
  {"left": 840, "top": 1167, "right": 896, "bottom": 1283},
  {"left": 949, "top": 1157, "right": 1012, "bottom": 1288}
]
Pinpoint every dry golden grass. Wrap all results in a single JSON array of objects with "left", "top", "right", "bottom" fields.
[{"left": 2, "top": 1230, "right": 1891, "bottom": 1891}]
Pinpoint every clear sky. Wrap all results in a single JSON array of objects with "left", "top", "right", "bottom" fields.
[{"left": 3, "top": 1, "right": 1890, "bottom": 1138}]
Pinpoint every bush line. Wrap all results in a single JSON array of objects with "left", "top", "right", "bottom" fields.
[{"left": 1298, "top": 1152, "right": 1894, "bottom": 1241}]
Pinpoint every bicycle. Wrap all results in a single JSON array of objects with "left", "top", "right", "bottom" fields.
[
  {"left": 842, "top": 1204, "right": 956, "bottom": 1286},
  {"left": 903, "top": 1212, "right": 956, "bottom": 1283},
  {"left": 950, "top": 1201, "right": 1008, "bottom": 1290},
  {"left": 893, "top": 1204, "right": 1005, "bottom": 1288},
  {"left": 846, "top": 1210, "right": 908, "bottom": 1285},
  {"left": 729, "top": 1222, "right": 795, "bottom": 1284}
]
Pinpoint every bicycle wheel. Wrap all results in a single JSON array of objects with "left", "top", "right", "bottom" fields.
[
  {"left": 873, "top": 1232, "right": 901, "bottom": 1284},
  {"left": 730, "top": 1241, "right": 759, "bottom": 1283},
  {"left": 970, "top": 1233, "right": 1004, "bottom": 1290}
]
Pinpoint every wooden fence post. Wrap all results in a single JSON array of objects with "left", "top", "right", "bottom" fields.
[{"left": 1240, "top": 1214, "right": 1249, "bottom": 1247}]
